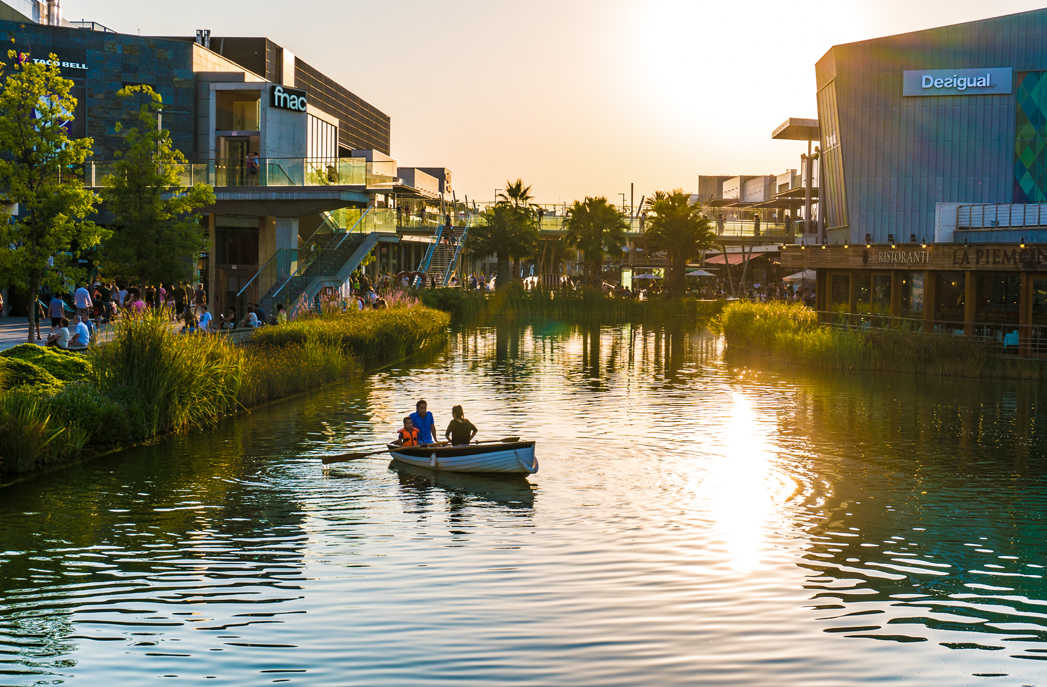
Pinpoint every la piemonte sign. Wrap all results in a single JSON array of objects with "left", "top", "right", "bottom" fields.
[
  {"left": 270, "top": 85, "right": 307, "bottom": 112},
  {"left": 903, "top": 68, "right": 1013, "bottom": 97}
]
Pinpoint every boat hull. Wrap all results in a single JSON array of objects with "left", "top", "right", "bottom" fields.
[{"left": 387, "top": 441, "right": 538, "bottom": 475}]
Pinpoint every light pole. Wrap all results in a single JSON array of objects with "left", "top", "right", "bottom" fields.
[
  {"left": 618, "top": 193, "right": 627, "bottom": 214},
  {"left": 494, "top": 188, "right": 503, "bottom": 205}
]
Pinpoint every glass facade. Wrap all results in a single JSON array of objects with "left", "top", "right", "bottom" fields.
[
  {"left": 816, "top": 81, "right": 847, "bottom": 230},
  {"left": 307, "top": 114, "right": 337, "bottom": 161}
]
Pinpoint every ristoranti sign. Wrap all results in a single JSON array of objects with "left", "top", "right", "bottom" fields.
[
  {"left": 903, "top": 68, "right": 1012, "bottom": 96},
  {"left": 270, "top": 85, "right": 307, "bottom": 112}
]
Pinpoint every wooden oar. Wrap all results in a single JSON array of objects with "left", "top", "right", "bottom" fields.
[{"left": 321, "top": 436, "right": 521, "bottom": 465}]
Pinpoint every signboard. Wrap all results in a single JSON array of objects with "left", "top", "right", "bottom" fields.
[
  {"left": 270, "top": 85, "right": 307, "bottom": 112},
  {"left": 903, "top": 68, "right": 1012, "bottom": 96}
]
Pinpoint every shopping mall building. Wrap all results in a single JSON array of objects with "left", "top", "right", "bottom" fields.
[
  {"left": 781, "top": 8, "right": 1047, "bottom": 353},
  {"left": 0, "top": 0, "right": 455, "bottom": 316}
]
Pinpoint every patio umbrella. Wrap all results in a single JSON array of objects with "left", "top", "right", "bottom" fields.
[{"left": 686, "top": 269, "right": 716, "bottom": 278}]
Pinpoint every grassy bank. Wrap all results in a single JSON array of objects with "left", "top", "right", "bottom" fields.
[
  {"left": 716, "top": 300, "right": 1047, "bottom": 380},
  {"left": 0, "top": 306, "right": 449, "bottom": 478},
  {"left": 420, "top": 286, "right": 725, "bottom": 324}
]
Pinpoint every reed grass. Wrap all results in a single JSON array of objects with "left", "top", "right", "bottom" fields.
[
  {"left": 0, "top": 306, "right": 449, "bottom": 479},
  {"left": 715, "top": 300, "right": 1040, "bottom": 380},
  {"left": 420, "top": 287, "right": 724, "bottom": 324}
]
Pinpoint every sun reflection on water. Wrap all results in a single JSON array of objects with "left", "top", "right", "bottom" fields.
[{"left": 700, "top": 392, "right": 785, "bottom": 573}]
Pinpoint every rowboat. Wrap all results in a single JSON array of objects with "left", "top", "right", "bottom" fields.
[{"left": 386, "top": 440, "right": 538, "bottom": 475}]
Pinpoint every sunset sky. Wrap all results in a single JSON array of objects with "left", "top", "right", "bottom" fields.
[{"left": 71, "top": 0, "right": 1047, "bottom": 205}]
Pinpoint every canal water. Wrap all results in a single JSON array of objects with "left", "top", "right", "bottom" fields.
[{"left": 2, "top": 323, "right": 1047, "bottom": 686}]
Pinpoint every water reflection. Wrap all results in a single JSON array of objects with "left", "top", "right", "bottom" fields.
[{"left": 3, "top": 323, "right": 1047, "bottom": 684}]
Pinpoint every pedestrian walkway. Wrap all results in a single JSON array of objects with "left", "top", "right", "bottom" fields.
[{"left": 0, "top": 317, "right": 42, "bottom": 352}]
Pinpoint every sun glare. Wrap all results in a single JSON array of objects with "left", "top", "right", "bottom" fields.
[{"left": 700, "top": 393, "right": 779, "bottom": 573}]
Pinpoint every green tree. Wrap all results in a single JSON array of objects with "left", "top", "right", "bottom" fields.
[
  {"left": 0, "top": 51, "right": 104, "bottom": 343},
  {"left": 469, "top": 203, "right": 538, "bottom": 288},
  {"left": 643, "top": 190, "right": 714, "bottom": 298},
  {"left": 498, "top": 178, "right": 533, "bottom": 209},
  {"left": 563, "top": 196, "right": 627, "bottom": 288},
  {"left": 98, "top": 85, "right": 215, "bottom": 286}
]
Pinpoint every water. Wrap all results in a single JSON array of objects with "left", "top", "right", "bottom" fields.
[{"left": 2, "top": 322, "right": 1047, "bottom": 685}]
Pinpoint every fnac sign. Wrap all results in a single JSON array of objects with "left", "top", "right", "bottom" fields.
[{"left": 271, "top": 85, "right": 307, "bottom": 112}]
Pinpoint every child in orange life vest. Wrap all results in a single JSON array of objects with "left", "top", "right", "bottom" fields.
[{"left": 396, "top": 416, "right": 420, "bottom": 447}]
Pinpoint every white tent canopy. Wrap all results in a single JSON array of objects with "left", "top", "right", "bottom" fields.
[{"left": 783, "top": 269, "right": 816, "bottom": 283}]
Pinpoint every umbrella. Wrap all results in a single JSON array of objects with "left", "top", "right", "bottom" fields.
[
  {"left": 633, "top": 273, "right": 660, "bottom": 280},
  {"left": 783, "top": 269, "right": 816, "bottom": 282},
  {"left": 686, "top": 269, "right": 716, "bottom": 278}
]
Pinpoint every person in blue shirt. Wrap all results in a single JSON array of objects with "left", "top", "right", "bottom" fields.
[{"left": 408, "top": 399, "right": 437, "bottom": 445}]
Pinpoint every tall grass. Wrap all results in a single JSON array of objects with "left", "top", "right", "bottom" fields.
[
  {"left": 251, "top": 306, "right": 450, "bottom": 365},
  {"left": 91, "top": 315, "right": 246, "bottom": 437},
  {"left": 420, "top": 287, "right": 724, "bottom": 324},
  {"left": 0, "top": 306, "right": 449, "bottom": 479},
  {"left": 715, "top": 300, "right": 1034, "bottom": 379}
]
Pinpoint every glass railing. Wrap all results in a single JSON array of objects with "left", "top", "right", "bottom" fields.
[{"left": 83, "top": 157, "right": 381, "bottom": 189}]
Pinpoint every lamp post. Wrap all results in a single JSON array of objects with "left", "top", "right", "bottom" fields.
[{"left": 494, "top": 188, "right": 503, "bottom": 205}]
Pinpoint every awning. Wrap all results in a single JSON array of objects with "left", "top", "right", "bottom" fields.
[
  {"left": 771, "top": 117, "right": 820, "bottom": 141},
  {"left": 783, "top": 269, "right": 817, "bottom": 282},
  {"left": 705, "top": 253, "right": 753, "bottom": 265}
]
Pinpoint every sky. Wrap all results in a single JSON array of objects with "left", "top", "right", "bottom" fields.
[{"left": 68, "top": 0, "right": 1047, "bottom": 205}]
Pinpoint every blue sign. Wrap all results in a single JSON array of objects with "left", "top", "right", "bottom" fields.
[{"left": 903, "top": 68, "right": 1012, "bottom": 96}]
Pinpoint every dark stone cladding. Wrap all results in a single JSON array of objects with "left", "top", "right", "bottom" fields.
[
  {"left": 168, "top": 36, "right": 391, "bottom": 155},
  {"left": 0, "top": 20, "right": 198, "bottom": 160}
]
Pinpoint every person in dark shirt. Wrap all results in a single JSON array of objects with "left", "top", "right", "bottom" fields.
[{"left": 444, "top": 405, "right": 478, "bottom": 446}]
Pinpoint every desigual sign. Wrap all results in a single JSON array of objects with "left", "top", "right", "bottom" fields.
[
  {"left": 902, "top": 68, "right": 1012, "bottom": 96},
  {"left": 271, "top": 85, "right": 307, "bottom": 112}
]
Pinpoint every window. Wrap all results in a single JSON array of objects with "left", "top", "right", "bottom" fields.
[
  {"left": 817, "top": 81, "right": 847, "bottom": 230},
  {"left": 216, "top": 91, "right": 261, "bottom": 131}
]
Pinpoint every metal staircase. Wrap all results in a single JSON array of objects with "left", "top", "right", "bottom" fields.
[
  {"left": 257, "top": 206, "right": 381, "bottom": 315},
  {"left": 415, "top": 224, "right": 470, "bottom": 287}
]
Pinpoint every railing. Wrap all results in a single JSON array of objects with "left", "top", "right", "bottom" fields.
[
  {"left": 82, "top": 157, "right": 397, "bottom": 190},
  {"left": 68, "top": 20, "right": 117, "bottom": 33},
  {"left": 415, "top": 224, "right": 446, "bottom": 287},
  {"left": 957, "top": 203, "right": 1047, "bottom": 229},
  {"left": 814, "top": 309, "right": 1047, "bottom": 356},
  {"left": 444, "top": 227, "right": 469, "bottom": 286}
]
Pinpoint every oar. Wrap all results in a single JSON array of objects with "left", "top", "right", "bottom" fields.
[{"left": 321, "top": 436, "right": 521, "bottom": 465}]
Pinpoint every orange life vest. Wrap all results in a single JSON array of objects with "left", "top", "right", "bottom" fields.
[{"left": 398, "top": 427, "right": 419, "bottom": 447}]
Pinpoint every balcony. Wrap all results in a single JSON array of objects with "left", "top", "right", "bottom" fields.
[{"left": 83, "top": 157, "right": 398, "bottom": 190}]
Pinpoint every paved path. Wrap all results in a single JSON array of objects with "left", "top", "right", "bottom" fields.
[{"left": 0, "top": 317, "right": 41, "bottom": 352}]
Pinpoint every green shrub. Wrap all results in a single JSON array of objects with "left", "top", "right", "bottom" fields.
[
  {"left": 90, "top": 314, "right": 245, "bottom": 437},
  {"left": 0, "top": 357, "right": 62, "bottom": 391},
  {"left": 47, "top": 381, "right": 135, "bottom": 447},
  {"left": 1, "top": 344, "right": 92, "bottom": 382}
]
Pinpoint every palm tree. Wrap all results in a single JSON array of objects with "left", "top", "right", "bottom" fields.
[
  {"left": 498, "top": 179, "right": 533, "bottom": 209},
  {"left": 469, "top": 203, "right": 538, "bottom": 289},
  {"left": 563, "top": 197, "right": 627, "bottom": 288},
  {"left": 643, "top": 190, "right": 715, "bottom": 298}
]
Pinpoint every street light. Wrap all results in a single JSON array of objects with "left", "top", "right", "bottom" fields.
[{"left": 494, "top": 188, "right": 503, "bottom": 204}]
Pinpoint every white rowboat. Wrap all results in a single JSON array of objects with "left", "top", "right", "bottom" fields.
[{"left": 387, "top": 440, "right": 538, "bottom": 475}]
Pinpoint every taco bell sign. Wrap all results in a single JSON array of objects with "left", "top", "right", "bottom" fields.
[{"left": 903, "top": 67, "right": 1012, "bottom": 96}]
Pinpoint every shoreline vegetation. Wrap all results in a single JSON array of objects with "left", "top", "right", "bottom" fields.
[
  {"left": 0, "top": 305, "right": 450, "bottom": 480},
  {"left": 716, "top": 300, "right": 1047, "bottom": 381},
  {"left": 420, "top": 286, "right": 726, "bottom": 324}
]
